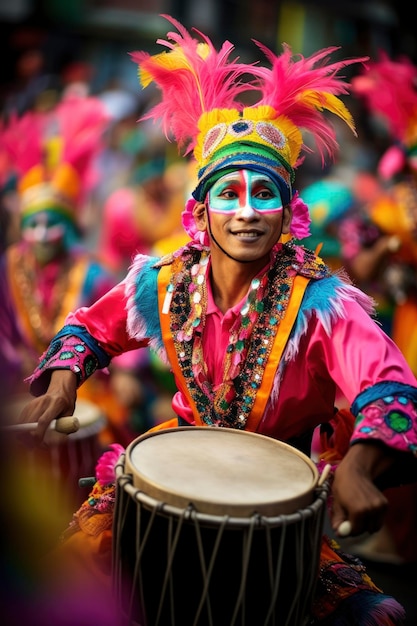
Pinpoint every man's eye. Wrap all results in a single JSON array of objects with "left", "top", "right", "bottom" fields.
[
  {"left": 256, "top": 189, "right": 273, "bottom": 199},
  {"left": 220, "top": 189, "right": 236, "bottom": 199}
]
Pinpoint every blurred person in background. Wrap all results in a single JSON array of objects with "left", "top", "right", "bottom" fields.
[
  {"left": 300, "top": 176, "right": 357, "bottom": 271},
  {"left": 0, "top": 169, "right": 21, "bottom": 399},
  {"left": 99, "top": 147, "right": 193, "bottom": 435},
  {"left": 336, "top": 53, "right": 417, "bottom": 566},
  {"left": 0, "top": 91, "right": 136, "bottom": 447}
]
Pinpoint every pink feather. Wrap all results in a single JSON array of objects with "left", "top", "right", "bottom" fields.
[
  {"left": 1, "top": 110, "right": 45, "bottom": 177},
  {"left": 129, "top": 15, "right": 367, "bottom": 170},
  {"left": 352, "top": 51, "right": 417, "bottom": 143},
  {"left": 1, "top": 94, "right": 110, "bottom": 203},
  {"left": 252, "top": 42, "right": 368, "bottom": 165},
  {"left": 130, "top": 14, "right": 261, "bottom": 154},
  {"left": 378, "top": 145, "right": 407, "bottom": 180},
  {"left": 53, "top": 93, "right": 111, "bottom": 195}
]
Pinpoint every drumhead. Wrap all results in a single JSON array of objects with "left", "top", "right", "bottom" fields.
[{"left": 125, "top": 427, "right": 319, "bottom": 517}]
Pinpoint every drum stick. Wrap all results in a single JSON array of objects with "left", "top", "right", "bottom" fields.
[
  {"left": 1, "top": 416, "right": 80, "bottom": 435},
  {"left": 337, "top": 520, "right": 352, "bottom": 537},
  {"left": 318, "top": 463, "right": 332, "bottom": 486}
]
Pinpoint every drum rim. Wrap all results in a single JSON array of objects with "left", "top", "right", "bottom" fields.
[
  {"left": 116, "top": 453, "right": 329, "bottom": 528},
  {"left": 123, "top": 427, "right": 320, "bottom": 518}
]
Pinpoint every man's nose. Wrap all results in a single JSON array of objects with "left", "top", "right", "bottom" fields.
[{"left": 235, "top": 204, "right": 257, "bottom": 218}]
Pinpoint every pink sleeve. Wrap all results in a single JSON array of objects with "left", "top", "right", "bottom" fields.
[
  {"left": 317, "top": 299, "right": 417, "bottom": 400},
  {"left": 65, "top": 281, "right": 148, "bottom": 357},
  {"left": 27, "top": 281, "right": 150, "bottom": 394},
  {"left": 313, "top": 299, "right": 417, "bottom": 453}
]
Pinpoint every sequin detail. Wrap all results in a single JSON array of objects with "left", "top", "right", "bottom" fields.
[
  {"left": 166, "top": 241, "right": 329, "bottom": 429},
  {"left": 355, "top": 395, "right": 417, "bottom": 454},
  {"left": 202, "top": 123, "right": 228, "bottom": 159},
  {"left": 256, "top": 121, "right": 286, "bottom": 149},
  {"left": 36, "top": 335, "right": 99, "bottom": 384}
]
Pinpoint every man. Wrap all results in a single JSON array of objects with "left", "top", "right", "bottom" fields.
[{"left": 18, "top": 16, "right": 416, "bottom": 625}]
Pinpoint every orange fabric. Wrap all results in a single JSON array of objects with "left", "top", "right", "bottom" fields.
[
  {"left": 158, "top": 263, "right": 310, "bottom": 430},
  {"left": 392, "top": 299, "right": 417, "bottom": 376},
  {"left": 147, "top": 417, "right": 179, "bottom": 433},
  {"left": 158, "top": 263, "right": 202, "bottom": 422},
  {"left": 46, "top": 528, "right": 113, "bottom": 584},
  {"left": 311, "top": 535, "right": 383, "bottom": 622},
  {"left": 246, "top": 274, "right": 310, "bottom": 431}
]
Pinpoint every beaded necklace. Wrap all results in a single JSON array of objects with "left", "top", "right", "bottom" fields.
[
  {"left": 163, "top": 241, "right": 329, "bottom": 429},
  {"left": 8, "top": 246, "right": 73, "bottom": 351}
]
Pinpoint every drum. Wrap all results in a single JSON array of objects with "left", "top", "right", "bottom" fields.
[
  {"left": 5, "top": 395, "right": 106, "bottom": 511},
  {"left": 113, "top": 427, "right": 329, "bottom": 626}
]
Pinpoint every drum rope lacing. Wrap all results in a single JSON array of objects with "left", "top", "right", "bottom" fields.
[{"left": 113, "top": 456, "right": 330, "bottom": 626}]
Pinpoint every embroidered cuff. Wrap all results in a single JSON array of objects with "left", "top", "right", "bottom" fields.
[
  {"left": 28, "top": 325, "right": 111, "bottom": 395},
  {"left": 351, "top": 386, "right": 417, "bottom": 455}
]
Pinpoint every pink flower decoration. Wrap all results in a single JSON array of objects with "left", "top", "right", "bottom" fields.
[
  {"left": 181, "top": 196, "right": 210, "bottom": 245},
  {"left": 289, "top": 191, "right": 311, "bottom": 240},
  {"left": 95, "top": 443, "right": 125, "bottom": 486}
]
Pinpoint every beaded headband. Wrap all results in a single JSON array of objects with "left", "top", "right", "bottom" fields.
[{"left": 192, "top": 106, "right": 299, "bottom": 204}]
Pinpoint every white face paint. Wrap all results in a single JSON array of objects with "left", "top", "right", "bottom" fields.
[
  {"left": 22, "top": 210, "right": 67, "bottom": 264},
  {"left": 208, "top": 170, "right": 283, "bottom": 215},
  {"left": 22, "top": 211, "right": 65, "bottom": 244}
]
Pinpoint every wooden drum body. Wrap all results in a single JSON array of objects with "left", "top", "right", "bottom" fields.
[{"left": 113, "top": 427, "right": 328, "bottom": 626}]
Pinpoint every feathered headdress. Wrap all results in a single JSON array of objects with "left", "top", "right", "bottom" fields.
[
  {"left": 352, "top": 52, "right": 417, "bottom": 179},
  {"left": 1, "top": 93, "right": 110, "bottom": 226},
  {"left": 130, "top": 14, "right": 367, "bottom": 239}
]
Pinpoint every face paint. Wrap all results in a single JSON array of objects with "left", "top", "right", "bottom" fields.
[
  {"left": 22, "top": 211, "right": 66, "bottom": 244},
  {"left": 207, "top": 170, "right": 283, "bottom": 215}
]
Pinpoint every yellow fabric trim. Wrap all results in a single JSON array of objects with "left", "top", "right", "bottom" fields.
[
  {"left": 158, "top": 263, "right": 310, "bottom": 430},
  {"left": 158, "top": 264, "right": 203, "bottom": 424},
  {"left": 7, "top": 246, "right": 38, "bottom": 349},
  {"left": 245, "top": 274, "right": 310, "bottom": 431}
]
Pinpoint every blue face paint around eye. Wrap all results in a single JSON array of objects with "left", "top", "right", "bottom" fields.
[{"left": 208, "top": 170, "right": 283, "bottom": 214}]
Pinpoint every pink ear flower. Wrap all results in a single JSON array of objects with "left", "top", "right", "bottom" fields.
[
  {"left": 95, "top": 443, "right": 125, "bottom": 486},
  {"left": 181, "top": 196, "right": 209, "bottom": 245},
  {"left": 289, "top": 191, "right": 311, "bottom": 240}
]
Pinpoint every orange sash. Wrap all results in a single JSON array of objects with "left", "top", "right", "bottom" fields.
[{"left": 157, "top": 263, "right": 309, "bottom": 431}]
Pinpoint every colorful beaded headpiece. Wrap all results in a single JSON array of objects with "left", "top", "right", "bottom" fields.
[
  {"left": 352, "top": 52, "right": 417, "bottom": 179},
  {"left": 131, "top": 15, "right": 367, "bottom": 197},
  {"left": 1, "top": 94, "right": 110, "bottom": 226},
  {"left": 130, "top": 14, "right": 367, "bottom": 239}
]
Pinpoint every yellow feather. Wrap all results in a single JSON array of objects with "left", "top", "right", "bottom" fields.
[
  {"left": 139, "top": 44, "right": 211, "bottom": 112},
  {"left": 299, "top": 90, "right": 356, "bottom": 134},
  {"left": 274, "top": 115, "right": 303, "bottom": 166},
  {"left": 139, "top": 49, "right": 189, "bottom": 87}
]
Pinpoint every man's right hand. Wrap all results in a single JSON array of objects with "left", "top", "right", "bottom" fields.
[{"left": 18, "top": 370, "right": 78, "bottom": 446}]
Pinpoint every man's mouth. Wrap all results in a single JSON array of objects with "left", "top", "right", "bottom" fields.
[{"left": 233, "top": 230, "right": 262, "bottom": 238}]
